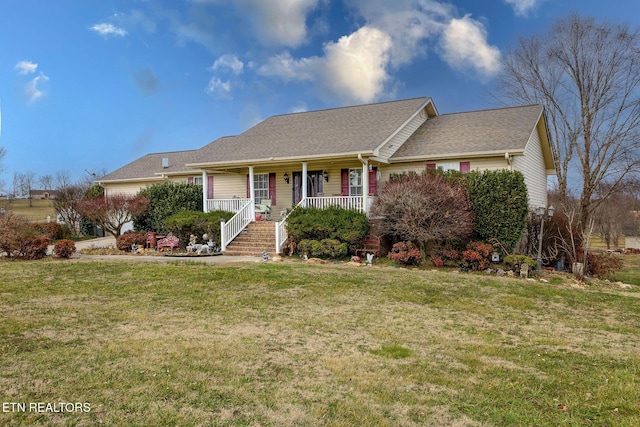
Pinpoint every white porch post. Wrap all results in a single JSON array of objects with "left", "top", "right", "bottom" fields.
[
  {"left": 301, "top": 162, "right": 308, "bottom": 202},
  {"left": 202, "top": 170, "right": 208, "bottom": 213},
  {"left": 249, "top": 166, "right": 256, "bottom": 219},
  {"left": 361, "top": 160, "right": 369, "bottom": 214}
]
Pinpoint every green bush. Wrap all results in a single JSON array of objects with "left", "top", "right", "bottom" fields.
[
  {"left": 133, "top": 182, "right": 203, "bottom": 233},
  {"left": 164, "top": 210, "right": 235, "bottom": 247},
  {"left": 504, "top": 254, "right": 538, "bottom": 273},
  {"left": 53, "top": 240, "right": 76, "bottom": 258},
  {"left": 297, "top": 238, "right": 348, "bottom": 259},
  {"left": 456, "top": 170, "right": 529, "bottom": 254},
  {"left": 286, "top": 206, "right": 369, "bottom": 256}
]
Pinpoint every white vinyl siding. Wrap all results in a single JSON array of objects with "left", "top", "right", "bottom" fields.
[
  {"left": 512, "top": 129, "right": 548, "bottom": 208},
  {"left": 376, "top": 109, "right": 428, "bottom": 160}
]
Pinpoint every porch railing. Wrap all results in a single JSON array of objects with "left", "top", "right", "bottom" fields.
[
  {"left": 301, "top": 195, "right": 376, "bottom": 212},
  {"left": 207, "top": 198, "right": 251, "bottom": 213},
  {"left": 220, "top": 199, "right": 253, "bottom": 251}
]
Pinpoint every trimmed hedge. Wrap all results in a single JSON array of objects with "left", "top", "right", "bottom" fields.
[
  {"left": 133, "top": 182, "right": 203, "bottom": 233},
  {"left": 457, "top": 170, "right": 529, "bottom": 254},
  {"left": 164, "top": 210, "right": 235, "bottom": 247},
  {"left": 286, "top": 206, "right": 370, "bottom": 258}
]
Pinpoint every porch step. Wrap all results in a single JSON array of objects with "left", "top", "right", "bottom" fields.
[{"left": 224, "top": 221, "right": 277, "bottom": 257}]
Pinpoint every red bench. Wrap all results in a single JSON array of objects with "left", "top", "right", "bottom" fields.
[
  {"left": 356, "top": 234, "right": 381, "bottom": 258},
  {"left": 157, "top": 233, "right": 179, "bottom": 251}
]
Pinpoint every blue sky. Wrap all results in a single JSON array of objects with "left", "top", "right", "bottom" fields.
[{"left": 1, "top": 0, "right": 639, "bottom": 189}]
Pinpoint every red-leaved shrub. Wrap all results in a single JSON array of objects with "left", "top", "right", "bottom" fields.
[
  {"left": 388, "top": 242, "right": 422, "bottom": 265},
  {"left": 461, "top": 241, "right": 495, "bottom": 271},
  {"left": 21, "top": 236, "right": 50, "bottom": 260},
  {"left": 116, "top": 232, "right": 146, "bottom": 251},
  {"left": 54, "top": 240, "right": 76, "bottom": 259}
]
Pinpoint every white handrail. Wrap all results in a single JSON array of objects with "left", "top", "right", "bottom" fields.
[
  {"left": 220, "top": 199, "right": 253, "bottom": 251},
  {"left": 275, "top": 199, "right": 306, "bottom": 254}
]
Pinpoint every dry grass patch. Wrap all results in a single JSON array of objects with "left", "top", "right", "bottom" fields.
[{"left": 0, "top": 260, "right": 638, "bottom": 426}]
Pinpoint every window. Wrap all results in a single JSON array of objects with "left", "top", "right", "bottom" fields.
[
  {"left": 193, "top": 176, "right": 203, "bottom": 186},
  {"left": 436, "top": 162, "right": 459, "bottom": 172},
  {"left": 427, "top": 162, "right": 470, "bottom": 174},
  {"left": 349, "top": 168, "right": 362, "bottom": 196},
  {"left": 254, "top": 173, "right": 269, "bottom": 202}
]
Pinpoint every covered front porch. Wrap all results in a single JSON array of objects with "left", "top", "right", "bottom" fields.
[{"left": 198, "top": 158, "right": 380, "bottom": 253}]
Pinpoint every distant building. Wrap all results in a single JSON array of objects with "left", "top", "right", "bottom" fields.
[{"left": 29, "top": 189, "right": 58, "bottom": 200}]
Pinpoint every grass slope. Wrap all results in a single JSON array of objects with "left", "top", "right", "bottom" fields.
[
  {"left": 0, "top": 260, "right": 638, "bottom": 426},
  {"left": 1, "top": 199, "right": 56, "bottom": 222}
]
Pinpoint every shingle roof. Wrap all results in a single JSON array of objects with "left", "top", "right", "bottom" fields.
[
  {"left": 391, "top": 104, "right": 544, "bottom": 160},
  {"left": 191, "top": 97, "right": 430, "bottom": 165},
  {"left": 99, "top": 150, "right": 200, "bottom": 182}
]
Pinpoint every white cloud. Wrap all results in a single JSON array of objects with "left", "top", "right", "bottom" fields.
[
  {"left": 25, "top": 73, "right": 49, "bottom": 103},
  {"left": 205, "top": 77, "right": 232, "bottom": 99},
  {"left": 14, "top": 61, "right": 38, "bottom": 75},
  {"left": 258, "top": 52, "right": 317, "bottom": 82},
  {"left": 236, "top": 0, "right": 321, "bottom": 47},
  {"left": 90, "top": 23, "right": 127, "bottom": 37},
  {"left": 253, "top": 0, "right": 502, "bottom": 104},
  {"left": 440, "top": 15, "right": 501, "bottom": 78},
  {"left": 322, "top": 27, "right": 393, "bottom": 103},
  {"left": 290, "top": 103, "right": 308, "bottom": 113},
  {"left": 259, "top": 26, "right": 392, "bottom": 104},
  {"left": 210, "top": 54, "right": 244, "bottom": 75},
  {"left": 504, "top": 0, "right": 542, "bottom": 16}
]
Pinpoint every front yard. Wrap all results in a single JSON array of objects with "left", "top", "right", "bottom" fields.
[{"left": 1, "top": 259, "right": 639, "bottom": 426}]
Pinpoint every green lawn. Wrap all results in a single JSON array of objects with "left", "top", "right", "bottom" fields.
[
  {"left": 1, "top": 259, "right": 639, "bottom": 426},
  {"left": 1, "top": 199, "right": 56, "bottom": 222}
]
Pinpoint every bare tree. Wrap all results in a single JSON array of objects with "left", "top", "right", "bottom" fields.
[
  {"left": 76, "top": 194, "right": 149, "bottom": 237},
  {"left": 12, "top": 172, "right": 23, "bottom": 199},
  {"left": 496, "top": 15, "right": 640, "bottom": 230},
  {"left": 0, "top": 147, "right": 6, "bottom": 192},
  {"left": 19, "top": 171, "right": 37, "bottom": 207},
  {"left": 370, "top": 173, "right": 473, "bottom": 254},
  {"left": 38, "top": 174, "right": 54, "bottom": 191},
  {"left": 55, "top": 170, "right": 72, "bottom": 190},
  {"left": 53, "top": 184, "right": 87, "bottom": 235}
]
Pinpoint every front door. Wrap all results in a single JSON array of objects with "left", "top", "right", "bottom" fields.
[{"left": 292, "top": 171, "right": 324, "bottom": 205}]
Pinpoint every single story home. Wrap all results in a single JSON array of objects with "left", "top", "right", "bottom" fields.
[{"left": 98, "top": 96, "right": 555, "bottom": 254}]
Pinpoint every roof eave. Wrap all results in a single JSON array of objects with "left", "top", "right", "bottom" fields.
[
  {"left": 97, "top": 176, "right": 167, "bottom": 185},
  {"left": 187, "top": 151, "right": 375, "bottom": 169},
  {"left": 390, "top": 149, "right": 526, "bottom": 163}
]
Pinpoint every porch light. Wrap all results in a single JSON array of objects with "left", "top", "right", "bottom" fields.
[
  {"left": 323, "top": 170, "right": 329, "bottom": 182},
  {"left": 283, "top": 173, "right": 289, "bottom": 184}
]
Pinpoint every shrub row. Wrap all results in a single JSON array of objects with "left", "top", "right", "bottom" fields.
[
  {"left": 164, "top": 210, "right": 235, "bottom": 248},
  {"left": 286, "top": 206, "right": 369, "bottom": 259},
  {"left": 0, "top": 212, "right": 76, "bottom": 259}
]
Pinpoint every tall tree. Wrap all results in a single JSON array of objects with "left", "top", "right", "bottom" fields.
[
  {"left": 496, "top": 15, "right": 640, "bottom": 229},
  {"left": 38, "top": 174, "right": 54, "bottom": 191},
  {"left": 53, "top": 184, "right": 88, "bottom": 235}
]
